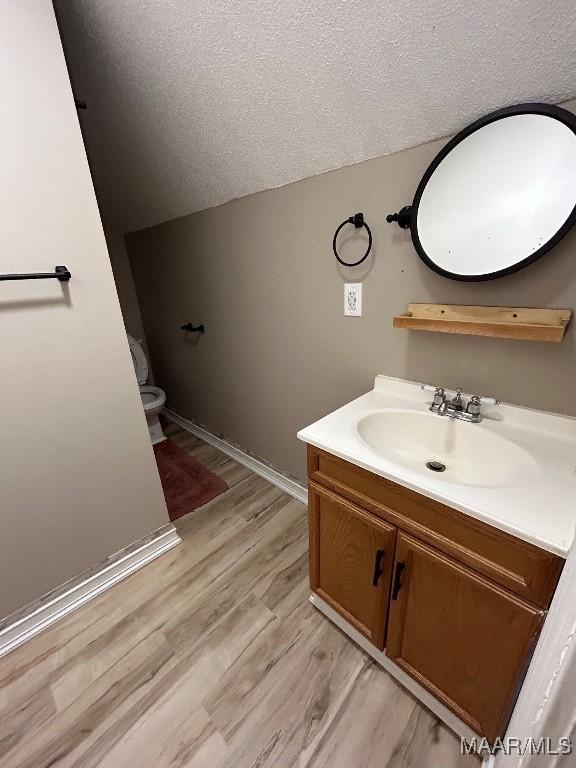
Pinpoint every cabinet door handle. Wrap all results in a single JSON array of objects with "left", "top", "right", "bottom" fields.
[
  {"left": 372, "top": 549, "right": 385, "bottom": 586},
  {"left": 392, "top": 562, "right": 405, "bottom": 600}
]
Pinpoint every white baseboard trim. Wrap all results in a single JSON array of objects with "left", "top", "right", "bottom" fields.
[
  {"left": 0, "top": 525, "right": 182, "bottom": 659},
  {"left": 164, "top": 408, "right": 308, "bottom": 505},
  {"left": 309, "top": 592, "right": 478, "bottom": 744}
]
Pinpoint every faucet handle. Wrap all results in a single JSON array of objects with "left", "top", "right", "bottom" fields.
[
  {"left": 467, "top": 394, "right": 500, "bottom": 420},
  {"left": 420, "top": 384, "right": 446, "bottom": 411},
  {"left": 421, "top": 385, "right": 446, "bottom": 404},
  {"left": 433, "top": 387, "right": 446, "bottom": 405},
  {"left": 467, "top": 395, "right": 482, "bottom": 415}
]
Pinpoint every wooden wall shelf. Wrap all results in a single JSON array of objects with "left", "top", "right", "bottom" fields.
[{"left": 393, "top": 304, "right": 572, "bottom": 343}]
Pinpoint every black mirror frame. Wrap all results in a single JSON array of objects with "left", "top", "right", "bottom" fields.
[{"left": 407, "top": 103, "right": 576, "bottom": 282}]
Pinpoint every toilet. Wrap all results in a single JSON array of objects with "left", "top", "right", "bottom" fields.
[{"left": 127, "top": 335, "right": 166, "bottom": 444}]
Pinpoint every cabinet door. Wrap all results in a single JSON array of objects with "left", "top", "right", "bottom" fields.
[
  {"left": 386, "top": 532, "right": 544, "bottom": 741},
  {"left": 309, "top": 482, "right": 396, "bottom": 649}
]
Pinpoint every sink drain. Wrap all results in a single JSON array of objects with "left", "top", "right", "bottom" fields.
[{"left": 426, "top": 460, "right": 446, "bottom": 473}]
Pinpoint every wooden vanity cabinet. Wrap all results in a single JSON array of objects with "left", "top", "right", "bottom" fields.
[
  {"left": 309, "top": 483, "right": 395, "bottom": 648},
  {"left": 307, "top": 446, "right": 563, "bottom": 742},
  {"left": 386, "top": 532, "right": 544, "bottom": 741}
]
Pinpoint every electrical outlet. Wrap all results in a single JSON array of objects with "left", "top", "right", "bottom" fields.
[{"left": 344, "top": 283, "right": 362, "bottom": 316}]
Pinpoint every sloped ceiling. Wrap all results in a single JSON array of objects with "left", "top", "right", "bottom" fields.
[{"left": 54, "top": 0, "right": 576, "bottom": 233}]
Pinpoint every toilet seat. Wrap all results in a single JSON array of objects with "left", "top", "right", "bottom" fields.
[
  {"left": 127, "top": 334, "right": 149, "bottom": 385},
  {"left": 139, "top": 385, "right": 166, "bottom": 412}
]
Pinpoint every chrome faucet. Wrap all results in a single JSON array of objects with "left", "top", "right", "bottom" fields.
[{"left": 421, "top": 385, "right": 499, "bottom": 423}]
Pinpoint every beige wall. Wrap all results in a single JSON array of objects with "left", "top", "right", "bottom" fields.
[
  {"left": 104, "top": 226, "right": 146, "bottom": 340},
  {"left": 104, "top": 226, "right": 154, "bottom": 381},
  {"left": 127, "top": 102, "right": 576, "bottom": 482},
  {"left": 0, "top": 0, "right": 169, "bottom": 618}
]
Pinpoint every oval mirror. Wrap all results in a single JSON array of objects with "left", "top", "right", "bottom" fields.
[{"left": 389, "top": 104, "right": 576, "bottom": 281}]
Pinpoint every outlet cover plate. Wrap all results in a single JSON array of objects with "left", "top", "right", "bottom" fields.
[{"left": 344, "top": 283, "right": 362, "bottom": 316}]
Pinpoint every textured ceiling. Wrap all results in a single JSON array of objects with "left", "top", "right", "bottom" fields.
[{"left": 54, "top": 0, "right": 576, "bottom": 233}]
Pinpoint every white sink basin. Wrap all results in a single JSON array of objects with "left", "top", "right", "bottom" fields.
[
  {"left": 357, "top": 410, "right": 537, "bottom": 487},
  {"left": 297, "top": 375, "right": 576, "bottom": 555}
]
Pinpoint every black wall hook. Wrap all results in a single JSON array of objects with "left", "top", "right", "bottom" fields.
[
  {"left": 181, "top": 323, "right": 205, "bottom": 333},
  {"left": 332, "top": 212, "right": 373, "bottom": 267}
]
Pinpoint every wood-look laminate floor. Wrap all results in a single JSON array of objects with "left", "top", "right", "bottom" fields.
[{"left": 0, "top": 424, "right": 478, "bottom": 768}]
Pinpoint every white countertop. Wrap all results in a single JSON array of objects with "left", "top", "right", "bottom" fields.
[{"left": 297, "top": 375, "right": 576, "bottom": 557}]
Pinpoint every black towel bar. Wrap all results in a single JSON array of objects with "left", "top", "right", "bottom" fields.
[{"left": 0, "top": 265, "right": 71, "bottom": 282}]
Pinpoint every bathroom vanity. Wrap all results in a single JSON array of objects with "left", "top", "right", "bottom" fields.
[{"left": 298, "top": 376, "right": 576, "bottom": 743}]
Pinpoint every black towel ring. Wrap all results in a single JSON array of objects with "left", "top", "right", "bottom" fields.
[{"left": 332, "top": 212, "right": 373, "bottom": 267}]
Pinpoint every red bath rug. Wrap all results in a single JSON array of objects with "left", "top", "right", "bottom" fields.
[{"left": 153, "top": 439, "right": 228, "bottom": 522}]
